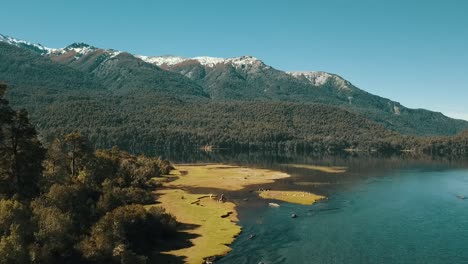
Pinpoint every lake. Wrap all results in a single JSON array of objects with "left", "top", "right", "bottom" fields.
[{"left": 175, "top": 153, "right": 468, "bottom": 264}]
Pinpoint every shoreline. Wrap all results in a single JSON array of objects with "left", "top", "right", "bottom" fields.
[{"left": 152, "top": 164, "right": 324, "bottom": 264}]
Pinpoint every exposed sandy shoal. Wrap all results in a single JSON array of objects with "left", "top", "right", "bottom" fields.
[{"left": 258, "top": 190, "right": 325, "bottom": 205}]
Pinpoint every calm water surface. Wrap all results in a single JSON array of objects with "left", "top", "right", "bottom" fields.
[{"left": 200, "top": 154, "right": 468, "bottom": 264}]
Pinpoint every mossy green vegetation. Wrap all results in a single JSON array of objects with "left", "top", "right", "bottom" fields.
[
  {"left": 166, "top": 164, "right": 290, "bottom": 191},
  {"left": 154, "top": 189, "right": 240, "bottom": 264}
]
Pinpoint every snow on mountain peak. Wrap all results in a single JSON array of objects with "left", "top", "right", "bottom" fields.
[
  {"left": 136, "top": 55, "right": 188, "bottom": 66},
  {"left": 0, "top": 34, "right": 57, "bottom": 54},
  {"left": 138, "top": 54, "right": 265, "bottom": 68},
  {"left": 227, "top": 55, "right": 263, "bottom": 66},
  {"left": 59, "top": 43, "right": 97, "bottom": 56},
  {"left": 287, "top": 71, "right": 352, "bottom": 90},
  {"left": 192, "top": 56, "right": 225, "bottom": 67},
  {"left": 48, "top": 42, "right": 122, "bottom": 59},
  {"left": 287, "top": 71, "right": 333, "bottom": 86}
]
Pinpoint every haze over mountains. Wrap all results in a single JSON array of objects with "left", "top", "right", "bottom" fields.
[{"left": 1, "top": 33, "right": 467, "bottom": 154}]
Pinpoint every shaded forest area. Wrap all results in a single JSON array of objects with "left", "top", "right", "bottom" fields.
[{"left": 0, "top": 84, "right": 192, "bottom": 263}]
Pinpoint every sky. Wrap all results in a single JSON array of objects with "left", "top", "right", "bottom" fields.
[{"left": 2, "top": 0, "right": 467, "bottom": 120}]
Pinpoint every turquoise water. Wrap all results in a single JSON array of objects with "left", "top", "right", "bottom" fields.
[{"left": 219, "top": 168, "right": 468, "bottom": 264}]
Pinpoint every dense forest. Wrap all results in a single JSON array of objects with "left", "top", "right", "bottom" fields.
[
  {"left": 0, "top": 84, "right": 191, "bottom": 263},
  {"left": 3, "top": 82, "right": 468, "bottom": 157},
  {"left": 9, "top": 88, "right": 467, "bottom": 157}
]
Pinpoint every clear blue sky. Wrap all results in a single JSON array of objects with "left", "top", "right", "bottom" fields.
[{"left": 2, "top": 0, "right": 467, "bottom": 120}]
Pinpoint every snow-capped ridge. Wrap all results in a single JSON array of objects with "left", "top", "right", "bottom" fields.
[
  {"left": 138, "top": 54, "right": 265, "bottom": 68},
  {"left": 192, "top": 56, "right": 225, "bottom": 67},
  {"left": 287, "top": 71, "right": 333, "bottom": 86},
  {"left": 0, "top": 34, "right": 122, "bottom": 60},
  {"left": 0, "top": 33, "right": 57, "bottom": 54},
  {"left": 287, "top": 71, "right": 352, "bottom": 90},
  {"left": 50, "top": 42, "right": 122, "bottom": 59},
  {"left": 136, "top": 55, "right": 187, "bottom": 66}
]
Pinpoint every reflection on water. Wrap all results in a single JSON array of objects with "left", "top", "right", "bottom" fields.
[{"left": 164, "top": 150, "right": 468, "bottom": 264}]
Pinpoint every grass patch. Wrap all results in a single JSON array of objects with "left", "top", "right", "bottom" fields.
[
  {"left": 166, "top": 164, "right": 290, "bottom": 191},
  {"left": 154, "top": 189, "right": 241, "bottom": 264},
  {"left": 258, "top": 190, "right": 325, "bottom": 205},
  {"left": 285, "top": 164, "right": 347, "bottom": 173}
]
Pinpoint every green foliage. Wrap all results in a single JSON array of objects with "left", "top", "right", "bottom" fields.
[
  {"left": 30, "top": 204, "right": 75, "bottom": 262},
  {"left": 0, "top": 84, "right": 44, "bottom": 200},
  {"left": 29, "top": 96, "right": 406, "bottom": 154},
  {"left": 79, "top": 205, "right": 177, "bottom": 263},
  {"left": 417, "top": 130, "right": 468, "bottom": 156},
  {"left": 0, "top": 84, "right": 179, "bottom": 263},
  {"left": 0, "top": 199, "right": 31, "bottom": 264}
]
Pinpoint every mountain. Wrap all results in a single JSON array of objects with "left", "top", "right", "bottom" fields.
[
  {"left": 0, "top": 33, "right": 56, "bottom": 55},
  {"left": 141, "top": 55, "right": 468, "bottom": 135},
  {"left": 46, "top": 43, "right": 207, "bottom": 97},
  {"left": 0, "top": 42, "right": 102, "bottom": 90},
  {"left": 0, "top": 33, "right": 467, "bottom": 153}
]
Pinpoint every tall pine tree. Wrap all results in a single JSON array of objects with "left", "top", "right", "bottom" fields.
[{"left": 0, "top": 84, "right": 44, "bottom": 199}]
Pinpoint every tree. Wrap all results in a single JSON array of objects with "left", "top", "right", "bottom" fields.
[
  {"left": 30, "top": 202, "right": 74, "bottom": 262},
  {"left": 43, "top": 133, "right": 94, "bottom": 184},
  {"left": 63, "top": 133, "right": 93, "bottom": 178},
  {"left": 0, "top": 199, "right": 31, "bottom": 264},
  {"left": 0, "top": 83, "right": 14, "bottom": 141},
  {"left": 0, "top": 84, "right": 44, "bottom": 199}
]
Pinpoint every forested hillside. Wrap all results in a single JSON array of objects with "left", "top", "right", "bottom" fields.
[
  {"left": 1, "top": 38, "right": 468, "bottom": 157},
  {"left": 32, "top": 97, "right": 404, "bottom": 154},
  {"left": 0, "top": 85, "right": 186, "bottom": 263}
]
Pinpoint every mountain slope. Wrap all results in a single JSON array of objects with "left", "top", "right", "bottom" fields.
[
  {"left": 143, "top": 55, "right": 468, "bottom": 136},
  {"left": 0, "top": 42, "right": 101, "bottom": 91},
  {"left": 47, "top": 44, "right": 208, "bottom": 98},
  {"left": 1, "top": 34, "right": 467, "bottom": 138}
]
